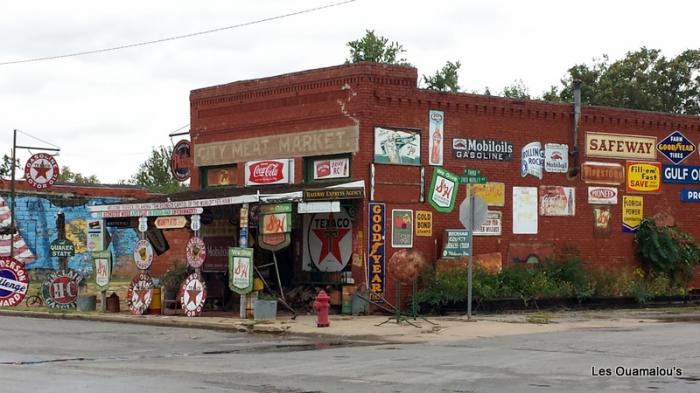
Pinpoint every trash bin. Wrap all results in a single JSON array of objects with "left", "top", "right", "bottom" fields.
[
  {"left": 253, "top": 299, "right": 277, "bottom": 321},
  {"left": 77, "top": 295, "right": 97, "bottom": 312},
  {"left": 106, "top": 293, "right": 120, "bottom": 313}
]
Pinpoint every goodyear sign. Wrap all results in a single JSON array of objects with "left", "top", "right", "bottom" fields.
[
  {"left": 367, "top": 202, "right": 385, "bottom": 300},
  {"left": 656, "top": 130, "right": 696, "bottom": 164}
]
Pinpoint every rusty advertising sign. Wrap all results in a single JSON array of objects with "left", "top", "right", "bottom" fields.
[
  {"left": 581, "top": 161, "right": 625, "bottom": 185},
  {"left": 127, "top": 273, "right": 154, "bottom": 315},
  {"left": 154, "top": 216, "right": 187, "bottom": 229},
  {"left": 133, "top": 239, "right": 154, "bottom": 270},
  {"left": 180, "top": 272, "right": 207, "bottom": 317},
  {"left": 42, "top": 270, "right": 82, "bottom": 309},
  {"left": 186, "top": 236, "right": 206, "bottom": 268},
  {"left": 0, "top": 256, "right": 29, "bottom": 307},
  {"left": 585, "top": 132, "right": 657, "bottom": 160},
  {"left": 24, "top": 153, "right": 59, "bottom": 189},
  {"left": 170, "top": 139, "right": 192, "bottom": 182}
]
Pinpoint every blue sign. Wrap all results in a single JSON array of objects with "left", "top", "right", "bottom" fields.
[
  {"left": 662, "top": 165, "right": 700, "bottom": 184},
  {"left": 681, "top": 189, "right": 700, "bottom": 202},
  {"left": 656, "top": 130, "right": 696, "bottom": 164}
]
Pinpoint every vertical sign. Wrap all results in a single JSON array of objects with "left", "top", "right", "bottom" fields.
[
  {"left": 592, "top": 206, "right": 612, "bottom": 238},
  {"left": 391, "top": 209, "right": 413, "bottom": 248},
  {"left": 92, "top": 250, "right": 112, "bottom": 291},
  {"left": 415, "top": 210, "right": 433, "bottom": 237},
  {"left": 228, "top": 247, "right": 254, "bottom": 294},
  {"left": 368, "top": 202, "right": 385, "bottom": 301},
  {"left": 622, "top": 196, "right": 643, "bottom": 233},
  {"left": 86, "top": 219, "right": 105, "bottom": 252},
  {"left": 521, "top": 142, "right": 544, "bottom": 179},
  {"left": 428, "top": 167, "right": 459, "bottom": 213},
  {"left": 428, "top": 110, "right": 444, "bottom": 166},
  {"left": 513, "top": 187, "right": 538, "bottom": 234}
]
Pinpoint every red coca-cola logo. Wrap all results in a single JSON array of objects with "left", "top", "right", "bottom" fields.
[
  {"left": 248, "top": 161, "right": 284, "bottom": 184},
  {"left": 591, "top": 188, "right": 616, "bottom": 199}
]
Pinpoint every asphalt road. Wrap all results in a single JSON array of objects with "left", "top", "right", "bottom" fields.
[{"left": 1, "top": 316, "right": 699, "bottom": 392}]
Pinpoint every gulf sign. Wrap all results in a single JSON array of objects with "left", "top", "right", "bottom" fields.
[
  {"left": 367, "top": 202, "right": 385, "bottom": 300},
  {"left": 662, "top": 165, "right": 700, "bottom": 184}
]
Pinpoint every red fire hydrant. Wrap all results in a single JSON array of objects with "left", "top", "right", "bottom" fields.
[{"left": 313, "top": 290, "right": 330, "bottom": 327}]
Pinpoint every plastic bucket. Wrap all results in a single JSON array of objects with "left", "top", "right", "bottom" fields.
[{"left": 77, "top": 295, "right": 97, "bottom": 312}]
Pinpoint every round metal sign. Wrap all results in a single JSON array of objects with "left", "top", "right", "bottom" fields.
[
  {"left": 0, "top": 256, "right": 29, "bottom": 307},
  {"left": 42, "top": 270, "right": 82, "bottom": 309},
  {"left": 24, "top": 153, "right": 59, "bottom": 189},
  {"left": 133, "top": 239, "right": 154, "bottom": 270},
  {"left": 170, "top": 139, "right": 192, "bottom": 182},
  {"left": 179, "top": 272, "right": 207, "bottom": 317},
  {"left": 127, "top": 273, "right": 154, "bottom": 315},
  {"left": 185, "top": 236, "right": 206, "bottom": 268}
]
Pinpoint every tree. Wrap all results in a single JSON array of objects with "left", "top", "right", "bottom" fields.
[
  {"left": 57, "top": 166, "right": 99, "bottom": 184},
  {"left": 130, "top": 145, "right": 185, "bottom": 194},
  {"left": 502, "top": 79, "right": 531, "bottom": 100},
  {"left": 423, "top": 61, "right": 461, "bottom": 92},
  {"left": 0, "top": 154, "right": 19, "bottom": 179},
  {"left": 346, "top": 30, "right": 408, "bottom": 64},
  {"left": 544, "top": 47, "right": 700, "bottom": 114}
]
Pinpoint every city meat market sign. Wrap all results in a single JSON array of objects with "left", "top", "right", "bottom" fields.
[
  {"left": 656, "top": 130, "right": 696, "bottom": 164},
  {"left": 585, "top": 132, "right": 656, "bottom": 160},
  {"left": 195, "top": 126, "right": 359, "bottom": 166},
  {"left": 0, "top": 256, "right": 29, "bottom": 307},
  {"left": 49, "top": 239, "right": 75, "bottom": 258},
  {"left": 24, "top": 153, "right": 59, "bottom": 189}
]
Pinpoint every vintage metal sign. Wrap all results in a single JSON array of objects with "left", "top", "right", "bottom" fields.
[
  {"left": 154, "top": 216, "right": 187, "bottom": 229},
  {"left": 586, "top": 132, "right": 656, "bottom": 160},
  {"left": 92, "top": 207, "right": 204, "bottom": 219},
  {"left": 303, "top": 188, "right": 364, "bottom": 201},
  {"left": 133, "top": 239, "right": 154, "bottom": 270},
  {"left": 656, "top": 130, "right": 695, "bottom": 164},
  {"left": 581, "top": 161, "right": 625, "bottom": 185},
  {"left": 428, "top": 167, "right": 459, "bottom": 213},
  {"left": 49, "top": 238, "right": 75, "bottom": 258},
  {"left": 681, "top": 189, "right": 700, "bottom": 202},
  {"left": 470, "top": 182, "right": 505, "bottom": 207},
  {"left": 662, "top": 164, "right": 700, "bottom": 184},
  {"left": 86, "top": 219, "right": 105, "bottom": 252},
  {"left": 391, "top": 209, "right": 413, "bottom": 248},
  {"left": 92, "top": 250, "right": 112, "bottom": 291},
  {"left": 0, "top": 256, "right": 29, "bottom": 307},
  {"left": 474, "top": 211, "right": 502, "bottom": 236},
  {"left": 452, "top": 138, "right": 513, "bottom": 161},
  {"left": 428, "top": 110, "right": 444, "bottom": 166},
  {"left": 441, "top": 229, "right": 471, "bottom": 258},
  {"left": 313, "top": 157, "right": 350, "bottom": 180},
  {"left": 42, "top": 270, "right": 82, "bottom": 309},
  {"left": 367, "top": 202, "right": 385, "bottom": 300},
  {"left": 587, "top": 187, "right": 618, "bottom": 204},
  {"left": 260, "top": 213, "right": 292, "bottom": 235},
  {"left": 622, "top": 195, "right": 644, "bottom": 233},
  {"left": 258, "top": 233, "right": 291, "bottom": 251},
  {"left": 544, "top": 143, "right": 569, "bottom": 173},
  {"left": 303, "top": 209, "right": 353, "bottom": 272},
  {"left": 127, "top": 273, "right": 154, "bottom": 315},
  {"left": 374, "top": 127, "right": 421, "bottom": 165},
  {"left": 170, "top": 139, "right": 192, "bottom": 182},
  {"left": 626, "top": 161, "right": 661, "bottom": 193},
  {"left": 24, "top": 153, "right": 59, "bottom": 189},
  {"left": 186, "top": 236, "right": 206, "bottom": 268},
  {"left": 180, "top": 272, "right": 207, "bottom": 317},
  {"left": 513, "top": 187, "right": 538, "bottom": 234},
  {"left": 521, "top": 142, "right": 544, "bottom": 179},
  {"left": 244, "top": 159, "right": 294, "bottom": 186},
  {"left": 539, "top": 186, "right": 575, "bottom": 216},
  {"left": 593, "top": 206, "right": 612, "bottom": 238},
  {"left": 415, "top": 210, "right": 432, "bottom": 237},
  {"left": 228, "top": 247, "right": 254, "bottom": 295}
]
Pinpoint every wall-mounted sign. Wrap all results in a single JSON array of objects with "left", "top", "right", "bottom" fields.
[
  {"left": 544, "top": 143, "right": 569, "bottom": 173},
  {"left": 539, "top": 186, "right": 575, "bottom": 216},
  {"left": 313, "top": 157, "right": 350, "bottom": 180},
  {"left": 586, "top": 132, "right": 656, "bottom": 160},
  {"left": 428, "top": 167, "right": 459, "bottom": 213},
  {"left": 42, "top": 270, "right": 82, "bottom": 309},
  {"left": 521, "top": 142, "right": 544, "bottom": 179},
  {"left": 391, "top": 209, "right": 413, "bottom": 248},
  {"left": 49, "top": 238, "right": 75, "bottom": 258},
  {"left": 92, "top": 251, "right": 112, "bottom": 291},
  {"left": 195, "top": 125, "right": 359, "bottom": 166},
  {"left": 513, "top": 187, "right": 538, "bottom": 234},
  {"left": 244, "top": 159, "right": 294, "bottom": 186},
  {"left": 202, "top": 236, "right": 235, "bottom": 272},
  {"left": 303, "top": 187, "right": 364, "bottom": 201},
  {"left": 581, "top": 161, "right": 625, "bottom": 185},
  {"left": 180, "top": 272, "right": 207, "bottom": 317},
  {"left": 127, "top": 273, "right": 154, "bottom": 315},
  {"left": 258, "top": 233, "right": 291, "bottom": 251},
  {"left": 133, "top": 239, "right": 154, "bottom": 270},
  {"left": 593, "top": 206, "right": 612, "bottom": 238},
  {"left": 260, "top": 213, "right": 292, "bottom": 234},
  {"left": 622, "top": 195, "right": 643, "bottom": 233},
  {"left": 474, "top": 211, "right": 502, "bottom": 236},
  {"left": 415, "top": 210, "right": 432, "bottom": 237},
  {"left": 367, "top": 202, "right": 385, "bottom": 300},
  {"left": 24, "top": 153, "right": 59, "bottom": 189},
  {"left": 662, "top": 164, "right": 700, "bottom": 184},
  {"left": 428, "top": 110, "right": 444, "bottom": 166},
  {"left": 297, "top": 201, "right": 340, "bottom": 214},
  {"left": 626, "top": 161, "right": 661, "bottom": 193},
  {"left": 205, "top": 166, "right": 237, "bottom": 187},
  {"left": 470, "top": 182, "right": 505, "bottom": 207},
  {"left": 587, "top": 187, "right": 618, "bottom": 204},
  {"left": 0, "top": 256, "right": 28, "bottom": 307},
  {"left": 105, "top": 217, "right": 133, "bottom": 228},
  {"left": 186, "top": 236, "right": 206, "bottom": 268},
  {"left": 681, "top": 189, "right": 700, "bottom": 202},
  {"left": 228, "top": 247, "right": 254, "bottom": 295},
  {"left": 461, "top": 168, "right": 487, "bottom": 184},
  {"left": 452, "top": 138, "right": 513, "bottom": 161},
  {"left": 170, "top": 139, "right": 192, "bottom": 182},
  {"left": 154, "top": 216, "right": 187, "bottom": 229},
  {"left": 656, "top": 130, "right": 695, "bottom": 164},
  {"left": 374, "top": 127, "right": 421, "bottom": 165},
  {"left": 302, "top": 209, "right": 353, "bottom": 272},
  {"left": 441, "top": 229, "right": 471, "bottom": 258},
  {"left": 86, "top": 219, "right": 105, "bottom": 252},
  {"left": 92, "top": 207, "right": 203, "bottom": 219}
]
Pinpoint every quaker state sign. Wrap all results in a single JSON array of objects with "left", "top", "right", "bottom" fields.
[
  {"left": 24, "top": 153, "right": 59, "bottom": 189},
  {"left": 127, "top": 273, "right": 154, "bottom": 315},
  {"left": 42, "top": 270, "right": 82, "bottom": 309},
  {"left": 186, "top": 236, "right": 206, "bottom": 268},
  {"left": 49, "top": 239, "right": 75, "bottom": 258},
  {"left": 133, "top": 239, "right": 154, "bottom": 270},
  {"left": 180, "top": 272, "right": 207, "bottom": 317},
  {"left": 0, "top": 256, "right": 29, "bottom": 307}
]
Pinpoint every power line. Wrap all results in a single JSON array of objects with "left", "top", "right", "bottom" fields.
[{"left": 0, "top": 0, "right": 358, "bottom": 66}]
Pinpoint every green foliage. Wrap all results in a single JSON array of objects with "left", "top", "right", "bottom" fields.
[
  {"left": 634, "top": 219, "right": 700, "bottom": 286},
  {"left": 0, "top": 154, "right": 20, "bottom": 179},
  {"left": 346, "top": 30, "right": 408, "bottom": 65},
  {"left": 423, "top": 61, "right": 461, "bottom": 92},
  {"left": 130, "top": 145, "right": 186, "bottom": 194},
  {"left": 161, "top": 262, "right": 188, "bottom": 293},
  {"left": 502, "top": 79, "right": 531, "bottom": 100},
  {"left": 57, "top": 166, "right": 99, "bottom": 184}
]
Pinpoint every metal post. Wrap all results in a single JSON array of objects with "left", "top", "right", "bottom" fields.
[
  {"left": 467, "top": 192, "right": 474, "bottom": 320},
  {"left": 9, "top": 129, "right": 17, "bottom": 257}
]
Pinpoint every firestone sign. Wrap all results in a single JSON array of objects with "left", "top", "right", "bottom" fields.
[
  {"left": 585, "top": 132, "right": 657, "bottom": 160},
  {"left": 244, "top": 159, "right": 294, "bottom": 186}
]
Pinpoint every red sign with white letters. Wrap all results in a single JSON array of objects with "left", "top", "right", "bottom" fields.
[{"left": 244, "top": 159, "right": 293, "bottom": 186}]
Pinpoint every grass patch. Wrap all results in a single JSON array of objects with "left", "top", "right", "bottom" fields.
[{"left": 526, "top": 312, "right": 551, "bottom": 324}]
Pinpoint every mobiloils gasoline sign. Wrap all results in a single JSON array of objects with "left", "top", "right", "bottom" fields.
[
  {"left": 656, "top": 130, "right": 696, "bottom": 165},
  {"left": 662, "top": 165, "right": 700, "bottom": 184}
]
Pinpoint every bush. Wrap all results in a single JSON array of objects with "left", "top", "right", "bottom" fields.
[{"left": 635, "top": 219, "right": 700, "bottom": 288}]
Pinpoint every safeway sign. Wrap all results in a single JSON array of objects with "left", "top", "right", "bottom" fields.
[{"left": 154, "top": 216, "right": 187, "bottom": 229}]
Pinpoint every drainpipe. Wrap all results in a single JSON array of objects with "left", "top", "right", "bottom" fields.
[{"left": 569, "top": 80, "right": 582, "bottom": 178}]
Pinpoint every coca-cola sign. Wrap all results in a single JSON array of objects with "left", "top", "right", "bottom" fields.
[
  {"left": 244, "top": 159, "right": 294, "bottom": 186},
  {"left": 587, "top": 186, "right": 618, "bottom": 205}
]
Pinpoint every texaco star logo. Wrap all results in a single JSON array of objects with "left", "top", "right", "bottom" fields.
[
  {"left": 179, "top": 272, "right": 207, "bottom": 317},
  {"left": 24, "top": 153, "right": 59, "bottom": 189},
  {"left": 127, "top": 273, "right": 154, "bottom": 315}
]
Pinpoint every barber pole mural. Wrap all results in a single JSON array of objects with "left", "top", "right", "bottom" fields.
[
  {"left": 127, "top": 273, "right": 154, "bottom": 315},
  {"left": 180, "top": 272, "right": 207, "bottom": 317},
  {"left": 303, "top": 208, "right": 353, "bottom": 272},
  {"left": 0, "top": 256, "right": 29, "bottom": 307}
]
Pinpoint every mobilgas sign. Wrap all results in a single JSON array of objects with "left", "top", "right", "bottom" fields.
[
  {"left": 656, "top": 131, "right": 696, "bottom": 165},
  {"left": 662, "top": 165, "right": 700, "bottom": 184}
]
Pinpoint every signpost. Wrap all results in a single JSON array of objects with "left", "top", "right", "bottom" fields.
[{"left": 460, "top": 169, "right": 489, "bottom": 319}]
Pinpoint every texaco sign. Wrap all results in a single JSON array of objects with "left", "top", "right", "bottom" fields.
[
  {"left": 127, "top": 273, "right": 154, "bottom": 315},
  {"left": 186, "top": 236, "right": 206, "bottom": 268},
  {"left": 133, "top": 239, "right": 154, "bottom": 270},
  {"left": 24, "top": 153, "right": 59, "bottom": 189},
  {"left": 42, "top": 270, "right": 82, "bottom": 309},
  {"left": 0, "top": 256, "right": 29, "bottom": 307},
  {"left": 303, "top": 209, "right": 353, "bottom": 272},
  {"left": 180, "top": 272, "right": 207, "bottom": 317}
]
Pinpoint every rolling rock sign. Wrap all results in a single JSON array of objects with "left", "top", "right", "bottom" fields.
[{"left": 0, "top": 256, "right": 29, "bottom": 307}]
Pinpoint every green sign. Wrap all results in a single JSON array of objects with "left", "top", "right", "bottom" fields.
[
  {"left": 228, "top": 247, "right": 254, "bottom": 295},
  {"left": 92, "top": 251, "right": 112, "bottom": 291},
  {"left": 428, "top": 167, "right": 460, "bottom": 213},
  {"left": 461, "top": 168, "right": 487, "bottom": 184},
  {"left": 441, "top": 229, "right": 471, "bottom": 258},
  {"left": 49, "top": 239, "right": 75, "bottom": 258},
  {"left": 259, "top": 203, "right": 292, "bottom": 214}
]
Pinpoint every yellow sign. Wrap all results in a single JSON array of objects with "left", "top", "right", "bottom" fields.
[
  {"left": 154, "top": 216, "right": 187, "bottom": 229},
  {"left": 622, "top": 196, "right": 643, "bottom": 232},
  {"left": 415, "top": 210, "right": 433, "bottom": 237},
  {"left": 626, "top": 161, "right": 661, "bottom": 193},
  {"left": 470, "top": 182, "right": 505, "bottom": 207},
  {"left": 586, "top": 132, "right": 657, "bottom": 160}
]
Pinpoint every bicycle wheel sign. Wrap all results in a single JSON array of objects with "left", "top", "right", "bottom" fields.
[
  {"left": 0, "top": 256, "right": 29, "bottom": 307},
  {"left": 42, "top": 270, "right": 82, "bottom": 309}
]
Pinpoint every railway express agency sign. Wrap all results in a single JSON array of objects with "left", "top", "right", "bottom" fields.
[{"left": 0, "top": 256, "right": 29, "bottom": 307}]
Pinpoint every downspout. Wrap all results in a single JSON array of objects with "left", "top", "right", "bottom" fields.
[{"left": 569, "top": 80, "right": 582, "bottom": 178}]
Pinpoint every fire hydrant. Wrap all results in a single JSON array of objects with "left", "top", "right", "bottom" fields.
[{"left": 313, "top": 290, "right": 330, "bottom": 327}]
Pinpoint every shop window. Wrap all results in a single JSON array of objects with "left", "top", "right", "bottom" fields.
[
  {"left": 201, "top": 164, "right": 238, "bottom": 189},
  {"left": 303, "top": 154, "right": 351, "bottom": 183}
]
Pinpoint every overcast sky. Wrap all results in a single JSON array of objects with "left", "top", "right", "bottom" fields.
[{"left": 1, "top": 0, "right": 698, "bottom": 184}]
